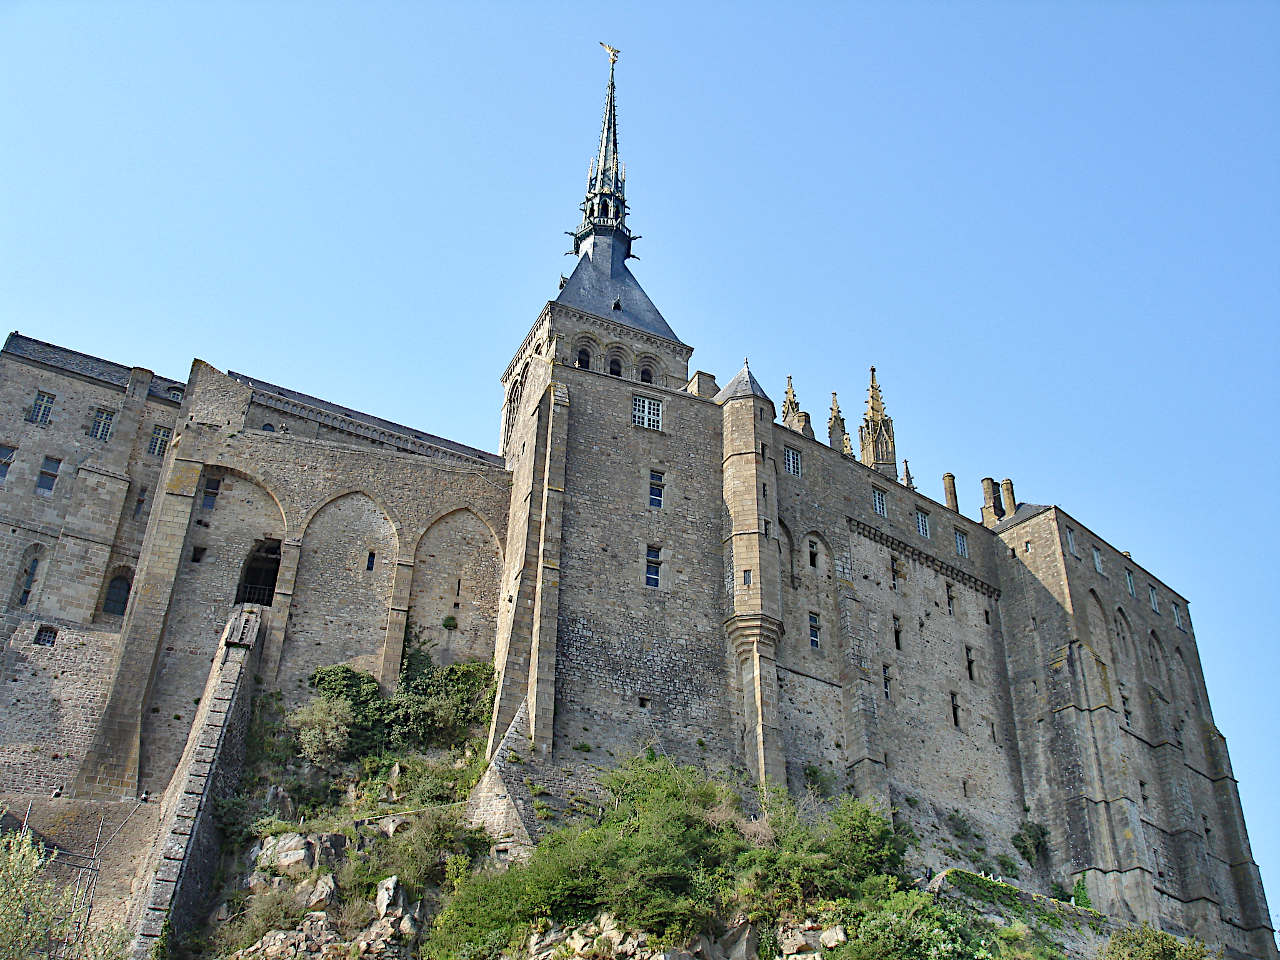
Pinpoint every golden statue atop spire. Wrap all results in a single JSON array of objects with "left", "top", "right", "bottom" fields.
[{"left": 600, "top": 42, "right": 620, "bottom": 64}]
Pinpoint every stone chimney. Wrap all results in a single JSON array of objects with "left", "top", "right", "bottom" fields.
[
  {"left": 981, "top": 478, "right": 1005, "bottom": 528},
  {"left": 943, "top": 473, "right": 958, "bottom": 512},
  {"left": 1001, "top": 478, "right": 1017, "bottom": 518}
]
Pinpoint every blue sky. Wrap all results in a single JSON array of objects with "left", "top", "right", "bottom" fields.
[{"left": 2, "top": 0, "right": 1277, "bottom": 932}]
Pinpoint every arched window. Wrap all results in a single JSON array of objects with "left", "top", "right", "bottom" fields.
[
  {"left": 262, "top": 423, "right": 275, "bottom": 432},
  {"left": 609, "top": 357, "right": 622, "bottom": 377},
  {"left": 103, "top": 574, "right": 132, "bottom": 615},
  {"left": 576, "top": 349, "right": 591, "bottom": 370},
  {"left": 639, "top": 367, "right": 653, "bottom": 384},
  {"left": 601, "top": 199, "right": 610, "bottom": 218},
  {"left": 12, "top": 545, "right": 43, "bottom": 608}
]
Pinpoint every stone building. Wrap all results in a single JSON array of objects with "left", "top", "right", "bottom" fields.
[{"left": 0, "top": 52, "right": 1273, "bottom": 958}]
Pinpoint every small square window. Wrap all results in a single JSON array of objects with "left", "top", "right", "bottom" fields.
[
  {"left": 954, "top": 529, "right": 969, "bottom": 559},
  {"left": 632, "top": 395, "right": 662, "bottom": 431},
  {"left": 1149, "top": 585, "right": 1159, "bottom": 613},
  {"left": 1125, "top": 569, "right": 1135, "bottom": 597},
  {"left": 0, "top": 444, "right": 15, "bottom": 482},
  {"left": 916, "top": 510, "right": 930, "bottom": 538},
  {"left": 649, "top": 470, "right": 664, "bottom": 508},
  {"left": 1092, "top": 546, "right": 1103, "bottom": 574},
  {"left": 36, "top": 456, "right": 60, "bottom": 494},
  {"left": 148, "top": 424, "right": 172, "bottom": 456},
  {"left": 34, "top": 625, "right": 57, "bottom": 647},
  {"left": 89, "top": 408, "right": 114, "bottom": 441},
  {"left": 872, "top": 487, "right": 887, "bottom": 517},
  {"left": 29, "top": 391, "right": 54, "bottom": 424},
  {"left": 784, "top": 447, "right": 802, "bottom": 477},
  {"left": 808, "top": 611, "right": 820, "bottom": 648}
]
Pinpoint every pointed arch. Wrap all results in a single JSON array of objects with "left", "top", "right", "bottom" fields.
[
  {"left": 99, "top": 564, "right": 135, "bottom": 617},
  {"left": 1113, "top": 607, "right": 1134, "bottom": 664},
  {"left": 409, "top": 507, "right": 503, "bottom": 665},
  {"left": 10, "top": 543, "right": 46, "bottom": 610},
  {"left": 299, "top": 487, "right": 403, "bottom": 547}
]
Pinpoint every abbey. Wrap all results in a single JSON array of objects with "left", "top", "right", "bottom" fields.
[{"left": 0, "top": 54, "right": 1273, "bottom": 959}]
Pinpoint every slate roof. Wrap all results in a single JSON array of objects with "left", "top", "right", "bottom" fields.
[
  {"left": 3, "top": 332, "right": 186, "bottom": 400},
  {"left": 992, "top": 502, "right": 1052, "bottom": 531},
  {"left": 227, "top": 371, "right": 503, "bottom": 466},
  {"left": 714, "top": 362, "right": 772, "bottom": 404},
  {"left": 554, "top": 231, "right": 683, "bottom": 344}
]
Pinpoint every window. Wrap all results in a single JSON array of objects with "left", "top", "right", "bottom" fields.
[
  {"left": 783, "top": 446, "right": 801, "bottom": 477},
  {"left": 0, "top": 445, "right": 14, "bottom": 482},
  {"left": 1173, "top": 604, "right": 1184, "bottom": 630},
  {"left": 17, "top": 554, "right": 39, "bottom": 606},
  {"left": 36, "top": 457, "right": 60, "bottom": 494},
  {"left": 103, "top": 574, "right": 131, "bottom": 615},
  {"left": 148, "top": 425, "right": 172, "bottom": 456},
  {"left": 872, "top": 487, "right": 887, "bottom": 517},
  {"left": 1092, "top": 547, "right": 1103, "bottom": 574},
  {"left": 762, "top": 482, "right": 767, "bottom": 499},
  {"left": 134, "top": 485, "right": 148, "bottom": 518},
  {"left": 1024, "top": 540, "right": 1031, "bottom": 553},
  {"left": 1122, "top": 694, "right": 1132, "bottom": 727},
  {"left": 649, "top": 471, "right": 664, "bottom": 508},
  {"left": 632, "top": 395, "right": 662, "bottom": 431},
  {"left": 808, "top": 612, "right": 820, "bottom": 648},
  {"left": 201, "top": 476, "right": 221, "bottom": 510},
  {"left": 760, "top": 442, "right": 767, "bottom": 459},
  {"left": 743, "top": 569, "right": 752, "bottom": 586},
  {"left": 1125, "top": 569, "right": 1135, "bottom": 597},
  {"left": 1148, "top": 585, "right": 1159, "bottom": 613},
  {"left": 954, "top": 529, "right": 969, "bottom": 559},
  {"left": 168, "top": 386, "right": 184, "bottom": 401},
  {"left": 29, "top": 391, "right": 54, "bottom": 424},
  {"left": 965, "top": 646, "right": 976, "bottom": 681},
  {"left": 89, "top": 408, "right": 114, "bottom": 441},
  {"left": 366, "top": 552, "right": 376, "bottom": 571},
  {"left": 916, "top": 510, "right": 930, "bottom": 538},
  {"left": 1139, "top": 780, "right": 1148, "bottom": 808},
  {"left": 889, "top": 557, "right": 899, "bottom": 590},
  {"left": 608, "top": 357, "right": 622, "bottom": 377},
  {"left": 645, "top": 546, "right": 661, "bottom": 587},
  {"left": 893, "top": 616, "right": 901, "bottom": 650},
  {"left": 34, "top": 625, "right": 57, "bottom": 646},
  {"left": 763, "top": 519, "right": 771, "bottom": 538},
  {"left": 882, "top": 664, "right": 892, "bottom": 700},
  {"left": 950, "top": 691, "right": 961, "bottom": 728},
  {"left": 576, "top": 348, "right": 591, "bottom": 370},
  {"left": 639, "top": 367, "right": 653, "bottom": 384},
  {"left": 190, "top": 546, "right": 206, "bottom": 563},
  {"left": 946, "top": 583, "right": 955, "bottom": 616},
  {"left": 808, "top": 540, "right": 818, "bottom": 567},
  {"left": 1065, "top": 526, "right": 1078, "bottom": 555},
  {"left": 262, "top": 423, "right": 275, "bottom": 432}
]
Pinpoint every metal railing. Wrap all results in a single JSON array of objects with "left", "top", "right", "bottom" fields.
[{"left": 235, "top": 583, "right": 274, "bottom": 605}]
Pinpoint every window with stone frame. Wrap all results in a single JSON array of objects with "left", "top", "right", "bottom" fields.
[
  {"left": 916, "top": 509, "right": 930, "bottom": 538},
  {"left": 954, "top": 528, "right": 969, "bottom": 559},
  {"left": 882, "top": 664, "right": 892, "bottom": 700},
  {"left": 202, "top": 476, "right": 222, "bottom": 510},
  {"left": 1173, "top": 604, "right": 1185, "bottom": 630},
  {"left": 148, "top": 424, "right": 172, "bottom": 456},
  {"left": 632, "top": 395, "right": 662, "bottom": 431},
  {"left": 1092, "top": 546, "right": 1104, "bottom": 574},
  {"left": 808, "top": 611, "right": 820, "bottom": 647},
  {"left": 648, "top": 470, "right": 664, "bottom": 508},
  {"left": 645, "top": 546, "right": 661, "bottom": 587},
  {"left": 1149, "top": 585, "right": 1159, "bottom": 613},
  {"left": 1065, "top": 525, "right": 1079, "bottom": 556},
  {"left": 89, "top": 407, "right": 114, "bottom": 441},
  {"left": 28, "top": 391, "right": 54, "bottom": 424},
  {"left": 1125, "top": 569, "right": 1136, "bottom": 597},
  {"left": 783, "top": 446, "right": 802, "bottom": 477},
  {"left": 872, "top": 486, "right": 887, "bottom": 517},
  {"left": 35, "top": 457, "right": 60, "bottom": 494},
  {"left": 0, "top": 444, "right": 14, "bottom": 482}
]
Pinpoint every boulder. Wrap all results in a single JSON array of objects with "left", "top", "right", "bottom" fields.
[
  {"left": 376, "top": 875, "right": 407, "bottom": 918},
  {"left": 689, "top": 933, "right": 726, "bottom": 959},
  {"left": 258, "top": 832, "right": 313, "bottom": 876},
  {"left": 309, "top": 873, "right": 338, "bottom": 908},
  {"left": 377, "top": 815, "right": 409, "bottom": 838},
  {"left": 779, "top": 927, "right": 809, "bottom": 955},
  {"left": 819, "top": 925, "right": 847, "bottom": 948},
  {"left": 717, "top": 923, "right": 757, "bottom": 960},
  {"left": 310, "top": 832, "right": 348, "bottom": 866}
]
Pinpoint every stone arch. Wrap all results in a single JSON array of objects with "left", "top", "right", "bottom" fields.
[
  {"left": 634, "top": 353, "right": 662, "bottom": 385},
  {"left": 281, "top": 491, "right": 398, "bottom": 706},
  {"left": 603, "top": 343, "right": 632, "bottom": 378},
  {"left": 98, "top": 564, "right": 135, "bottom": 617},
  {"left": 503, "top": 362, "right": 529, "bottom": 452},
  {"left": 1084, "top": 590, "right": 1110, "bottom": 657},
  {"left": 299, "top": 487, "right": 402, "bottom": 543},
  {"left": 572, "top": 333, "right": 601, "bottom": 370},
  {"left": 409, "top": 508, "right": 502, "bottom": 666},
  {"left": 1113, "top": 607, "right": 1134, "bottom": 664},
  {"left": 9, "top": 543, "right": 46, "bottom": 610},
  {"left": 1147, "top": 629, "right": 1168, "bottom": 692},
  {"left": 1172, "top": 645, "right": 1202, "bottom": 711},
  {"left": 801, "top": 530, "right": 833, "bottom": 578}
]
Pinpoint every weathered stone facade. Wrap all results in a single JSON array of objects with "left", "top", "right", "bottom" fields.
[{"left": 0, "top": 54, "right": 1274, "bottom": 960}]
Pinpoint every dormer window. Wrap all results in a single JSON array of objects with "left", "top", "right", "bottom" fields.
[
  {"left": 612, "top": 298, "right": 622, "bottom": 311},
  {"left": 576, "top": 349, "right": 591, "bottom": 370}
]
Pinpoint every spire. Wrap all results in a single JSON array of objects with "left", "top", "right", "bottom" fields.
[
  {"left": 902, "top": 459, "right": 915, "bottom": 491},
  {"left": 859, "top": 366, "right": 898, "bottom": 480},
  {"left": 782, "top": 376, "right": 800, "bottom": 422},
  {"left": 555, "top": 47, "right": 684, "bottom": 344},
  {"left": 571, "top": 44, "right": 631, "bottom": 258},
  {"left": 829, "top": 392, "right": 852, "bottom": 456}
]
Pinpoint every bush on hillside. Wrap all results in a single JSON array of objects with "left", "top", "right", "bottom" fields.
[{"left": 1100, "top": 923, "right": 1218, "bottom": 960}]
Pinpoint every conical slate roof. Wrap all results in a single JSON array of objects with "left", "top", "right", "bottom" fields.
[
  {"left": 554, "top": 231, "right": 681, "bottom": 343},
  {"left": 714, "top": 361, "right": 772, "bottom": 404}
]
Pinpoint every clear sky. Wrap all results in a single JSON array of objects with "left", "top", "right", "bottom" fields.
[{"left": 2, "top": 0, "right": 1277, "bottom": 933}]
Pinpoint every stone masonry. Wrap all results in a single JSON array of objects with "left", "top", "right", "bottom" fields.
[{"left": 0, "top": 53, "right": 1274, "bottom": 960}]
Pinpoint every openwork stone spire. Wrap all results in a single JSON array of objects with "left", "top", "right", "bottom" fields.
[
  {"left": 571, "top": 44, "right": 631, "bottom": 257},
  {"left": 828, "top": 392, "right": 852, "bottom": 455},
  {"left": 859, "top": 366, "right": 898, "bottom": 480}
]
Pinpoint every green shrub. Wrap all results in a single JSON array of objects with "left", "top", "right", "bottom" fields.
[
  {"left": 1101, "top": 922, "right": 1216, "bottom": 959},
  {"left": 288, "top": 696, "right": 352, "bottom": 765},
  {"left": 1072, "top": 874, "right": 1092, "bottom": 910},
  {"left": 1011, "top": 820, "right": 1049, "bottom": 865}
]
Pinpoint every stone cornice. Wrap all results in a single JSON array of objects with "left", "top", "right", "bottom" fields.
[
  {"left": 848, "top": 517, "right": 1000, "bottom": 599},
  {"left": 550, "top": 303, "right": 694, "bottom": 360}
]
